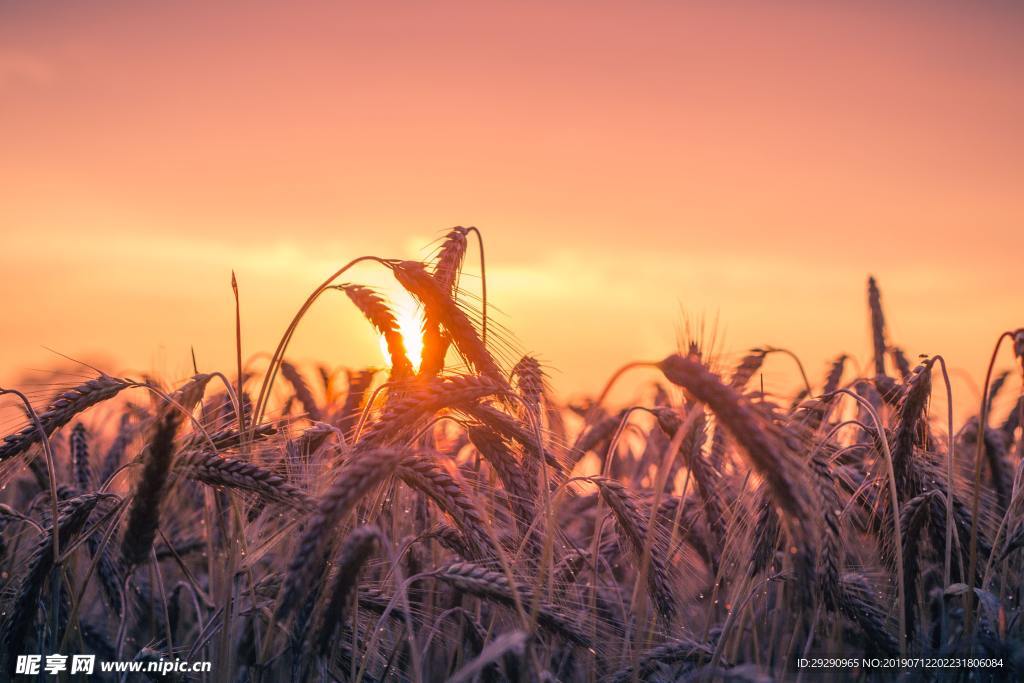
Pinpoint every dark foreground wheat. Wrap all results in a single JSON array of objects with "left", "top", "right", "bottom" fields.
[{"left": 0, "top": 235, "right": 1019, "bottom": 682}]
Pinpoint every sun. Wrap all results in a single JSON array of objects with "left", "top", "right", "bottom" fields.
[{"left": 378, "top": 290, "right": 425, "bottom": 372}]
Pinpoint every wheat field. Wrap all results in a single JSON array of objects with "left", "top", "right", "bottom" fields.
[{"left": 1, "top": 227, "right": 1022, "bottom": 682}]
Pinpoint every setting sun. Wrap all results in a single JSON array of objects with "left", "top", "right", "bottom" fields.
[{"left": 378, "top": 290, "right": 426, "bottom": 372}]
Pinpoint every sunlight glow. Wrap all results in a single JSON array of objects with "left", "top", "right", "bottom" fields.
[{"left": 379, "top": 290, "right": 426, "bottom": 373}]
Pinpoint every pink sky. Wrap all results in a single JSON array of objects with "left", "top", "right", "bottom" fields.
[{"left": 1, "top": 1, "right": 1021, "bottom": 415}]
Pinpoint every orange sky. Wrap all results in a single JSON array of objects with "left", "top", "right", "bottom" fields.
[{"left": 1, "top": 2, "right": 1021, "bottom": 415}]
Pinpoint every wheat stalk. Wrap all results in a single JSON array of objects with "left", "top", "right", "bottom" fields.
[
  {"left": 0, "top": 376, "right": 132, "bottom": 464},
  {"left": 120, "top": 408, "right": 182, "bottom": 568},
  {"left": 176, "top": 449, "right": 315, "bottom": 512}
]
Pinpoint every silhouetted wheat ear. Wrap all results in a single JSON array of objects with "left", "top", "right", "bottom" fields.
[
  {"left": 431, "top": 562, "right": 591, "bottom": 647},
  {"left": 432, "top": 226, "right": 469, "bottom": 294},
  {"left": 654, "top": 406, "right": 725, "bottom": 549},
  {"left": 338, "top": 369, "right": 377, "bottom": 434},
  {"left": 279, "top": 361, "right": 323, "bottom": 421},
  {"left": 417, "top": 227, "right": 470, "bottom": 377},
  {"left": 176, "top": 449, "right": 315, "bottom": 512},
  {"left": 170, "top": 373, "right": 215, "bottom": 414},
  {"left": 656, "top": 494, "right": 715, "bottom": 564},
  {"left": 800, "top": 354, "right": 848, "bottom": 430},
  {"left": 87, "top": 513, "right": 127, "bottom": 616},
  {"left": 570, "top": 409, "right": 626, "bottom": 466},
  {"left": 899, "top": 490, "right": 942, "bottom": 637},
  {"left": 810, "top": 450, "right": 841, "bottom": 610},
  {"left": 657, "top": 353, "right": 817, "bottom": 589},
  {"left": 999, "top": 392, "right": 1023, "bottom": 442},
  {"left": 867, "top": 276, "right": 888, "bottom": 378},
  {"left": 398, "top": 452, "right": 496, "bottom": 558},
  {"left": 465, "top": 403, "right": 564, "bottom": 473},
  {"left": 750, "top": 488, "right": 781, "bottom": 577},
  {"left": 192, "top": 422, "right": 276, "bottom": 451},
  {"left": 310, "top": 525, "right": 382, "bottom": 655},
  {"left": 99, "top": 413, "right": 133, "bottom": 486},
  {"left": 837, "top": 573, "right": 900, "bottom": 656},
  {"left": 0, "top": 375, "right": 131, "bottom": 464},
  {"left": 277, "top": 447, "right": 406, "bottom": 618},
  {"left": 512, "top": 355, "right": 544, "bottom": 415},
  {"left": 592, "top": 476, "right": 677, "bottom": 623},
  {"left": 392, "top": 260, "right": 507, "bottom": 387},
  {"left": 358, "top": 374, "right": 509, "bottom": 449},
  {"left": 467, "top": 425, "right": 536, "bottom": 532},
  {"left": 731, "top": 348, "right": 768, "bottom": 388},
  {"left": 890, "top": 346, "right": 912, "bottom": 379},
  {"left": 121, "top": 407, "right": 183, "bottom": 568},
  {"left": 2, "top": 492, "right": 112, "bottom": 661},
  {"left": 424, "top": 521, "right": 474, "bottom": 558},
  {"left": 823, "top": 354, "right": 847, "bottom": 396},
  {"left": 337, "top": 284, "right": 415, "bottom": 379},
  {"left": 889, "top": 359, "right": 933, "bottom": 498},
  {"left": 69, "top": 422, "right": 93, "bottom": 492},
  {"left": 963, "top": 416, "right": 1012, "bottom": 512}
]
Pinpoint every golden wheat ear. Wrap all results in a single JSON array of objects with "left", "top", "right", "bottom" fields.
[{"left": 333, "top": 283, "right": 415, "bottom": 380}]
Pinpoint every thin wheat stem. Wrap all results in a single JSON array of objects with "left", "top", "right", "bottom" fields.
[
  {"left": 253, "top": 255, "right": 392, "bottom": 428},
  {"left": 830, "top": 388, "right": 906, "bottom": 656},
  {"left": 965, "top": 331, "right": 1014, "bottom": 640}
]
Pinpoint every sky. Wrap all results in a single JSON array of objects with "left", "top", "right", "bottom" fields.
[{"left": 1, "top": 1, "right": 1021, "bottom": 415}]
